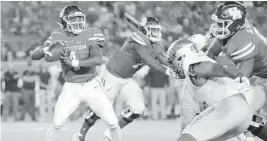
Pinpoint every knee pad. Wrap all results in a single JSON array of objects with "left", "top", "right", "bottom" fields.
[
  {"left": 121, "top": 108, "right": 140, "bottom": 123},
  {"left": 247, "top": 114, "right": 267, "bottom": 139},
  {"left": 83, "top": 111, "right": 99, "bottom": 125}
]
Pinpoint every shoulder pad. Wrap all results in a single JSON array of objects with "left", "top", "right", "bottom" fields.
[
  {"left": 85, "top": 28, "right": 105, "bottom": 42},
  {"left": 130, "top": 32, "right": 150, "bottom": 46},
  {"left": 228, "top": 29, "right": 256, "bottom": 61},
  {"left": 50, "top": 31, "right": 67, "bottom": 41}
]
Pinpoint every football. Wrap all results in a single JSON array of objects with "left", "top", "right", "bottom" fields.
[{"left": 45, "top": 41, "right": 65, "bottom": 62}]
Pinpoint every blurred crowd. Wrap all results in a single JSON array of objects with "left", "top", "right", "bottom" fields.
[{"left": 1, "top": 1, "right": 267, "bottom": 121}]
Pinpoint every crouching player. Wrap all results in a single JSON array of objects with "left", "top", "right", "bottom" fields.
[
  {"left": 31, "top": 5, "right": 122, "bottom": 141},
  {"left": 167, "top": 39, "right": 267, "bottom": 141}
]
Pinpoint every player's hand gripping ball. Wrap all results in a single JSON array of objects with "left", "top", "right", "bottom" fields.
[{"left": 45, "top": 41, "right": 66, "bottom": 62}]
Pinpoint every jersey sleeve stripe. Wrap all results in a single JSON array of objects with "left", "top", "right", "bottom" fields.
[
  {"left": 231, "top": 42, "right": 253, "bottom": 56},
  {"left": 132, "top": 33, "right": 146, "bottom": 46},
  {"left": 232, "top": 44, "right": 256, "bottom": 60}
]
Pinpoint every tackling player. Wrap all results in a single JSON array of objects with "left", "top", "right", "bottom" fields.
[
  {"left": 167, "top": 38, "right": 267, "bottom": 141},
  {"left": 72, "top": 17, "right": 173, "bottom": 141},
  {"left": 206, "top": 1, "right": 267, "bottom": 140},
  {"left": 31, "top": 5, "right": 122, "bottom": 141}
]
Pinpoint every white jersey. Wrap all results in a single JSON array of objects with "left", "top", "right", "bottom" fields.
[{"left": 182, "top": 54, "right": 240, "bottom": 111}]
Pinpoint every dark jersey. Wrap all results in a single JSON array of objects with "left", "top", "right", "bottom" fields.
[
  {"left": 46, "top": 28, "right": 105, "bottom": 83},
  {"left": 220, "top": 22, "right": 267, "bottom": 78},
  {"left": 106, "top": 31, "right": 163, "bottom": 79}
]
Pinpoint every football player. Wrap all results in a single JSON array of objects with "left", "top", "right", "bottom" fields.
[
  {"left": 72, "top": 17, "right": 173, "bottom": 141},
  {"left": 31, "top": 5, "right": 122, "bottom": 141},
  {"left": 167, "top": 38, "right": 267, "bottom": 141},
  {"left": 206, "top": 1, "right": 267, "bottom": 140}
]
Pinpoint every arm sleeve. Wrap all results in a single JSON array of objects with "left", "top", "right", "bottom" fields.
[{"left": 135, "top": 43, "right": 167, "bottom": 74}]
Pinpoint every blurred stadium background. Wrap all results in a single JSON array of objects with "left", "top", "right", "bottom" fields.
[{"left": 1, "top": 1, "right": 266, "bottom": 141}]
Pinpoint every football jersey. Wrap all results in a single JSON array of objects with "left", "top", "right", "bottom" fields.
[
  {"left": 182, "top": 54, "right": 240, "bottom": 111},
  {"left": 105, "top": 31, "right": 163, "bottom": 79},
  {"left": 221, "top": 22, "right": 267, "bottom": 78},
  {"left": 46, "top": 28, "right": 105, "bottom": 83}
]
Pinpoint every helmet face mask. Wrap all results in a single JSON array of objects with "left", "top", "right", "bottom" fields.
[
  {"left": 210, "top": 14, "right": 233, "bottom": 39},
  {"left": 59, "top": 6, "right": 86, "bottom": 35},
  {"left": 64, "top": 12, "right": 86, "bottom": 34},
  {"left": 144, "top": 24, "right": 162, "bottom": 42},
  {"left": 140, "top": 17, "right": 162, "bottom": 42}
]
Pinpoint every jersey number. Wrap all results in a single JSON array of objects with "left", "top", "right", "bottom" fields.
[{"left": 69, "top": 51, "right": 77, "bottom": 60}]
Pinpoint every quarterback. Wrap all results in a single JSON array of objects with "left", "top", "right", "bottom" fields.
[
  {"left": 31, "top": 5, "right": 122, "bottom": 141},
  {"left": 72, "top": 17, "right": 173, "bottom": 141},
  {"left": 167, "top": 38, "right": 267, "bottom": 141}
]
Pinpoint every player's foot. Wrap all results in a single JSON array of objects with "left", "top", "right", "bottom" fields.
[
  {"left": 72, "top": 133, "right": 85, "bottom": 141},
  {"left": 104, "top": 129, "right": 113, "bottom": 141}
]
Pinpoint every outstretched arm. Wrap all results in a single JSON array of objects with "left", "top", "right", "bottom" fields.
[
  {"left": 193, "top": 61, "right": 238, "bottom": 79},
  {"left": 222, "top": 58, "right": 254, "bottom": 78},
  {"left": 152, "top": 42, "right": 169, "bottom": 66},
  {"left": 135, "top": 44, "right": 168, "bottom": 75}
]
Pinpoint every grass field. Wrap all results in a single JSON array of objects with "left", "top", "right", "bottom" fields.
[{"left": 1, "top": 119, "right": 263, "bottom": 141}]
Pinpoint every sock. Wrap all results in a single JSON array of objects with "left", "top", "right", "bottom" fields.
[
  {"left": 118, "top": 116, "right": 132, "bottom": 129},
  {"left": 78, "top": 119, "right": 97, "bottom": 139},
  {"left": 45, "top": 126, "right": 60, "bottom": 141},
  {"left": 109, "top": 125, "right": 122, "bottom": 141}
]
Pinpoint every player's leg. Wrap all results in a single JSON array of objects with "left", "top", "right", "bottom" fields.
[
  {"left": 118, "top": 79, "right": 145, "bottom": 128},
  {"left": 72, "top": 76, "right": 121, "bottom": 141},
  {"left": 178, "top": 93, "right": 252, "bottom": 141},
  {"left": 72, "top": 110, "right": 99, "bottom": 141},
  {"left": 159, "top": 88, "right": 167, "bottom": 119},
  {"left": 151, "top": 88, "right": 159, "bottom": 120},
  {"left": 45, "top": 83, "right": 80, "bottom": 141},
  {"left": 81, "top": 78, "right": 122, "bottom": 141}
]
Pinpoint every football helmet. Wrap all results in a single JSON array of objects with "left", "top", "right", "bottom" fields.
[
  {"left": 167, "top": 39, "right": 200, "bottom": 78},
  {"left": 59, "top": 5, "right": 86, "bottom": 34},
  {"left": 140, "top": 17, "right": 162, "bottom": 42},
  {"left": 210, "top": 1, "right": 247, "bottom": 39}
]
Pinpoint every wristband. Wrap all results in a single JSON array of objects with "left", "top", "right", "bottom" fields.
[{"left": 72, "top": 60, "right": 80, "bottom": 68}]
